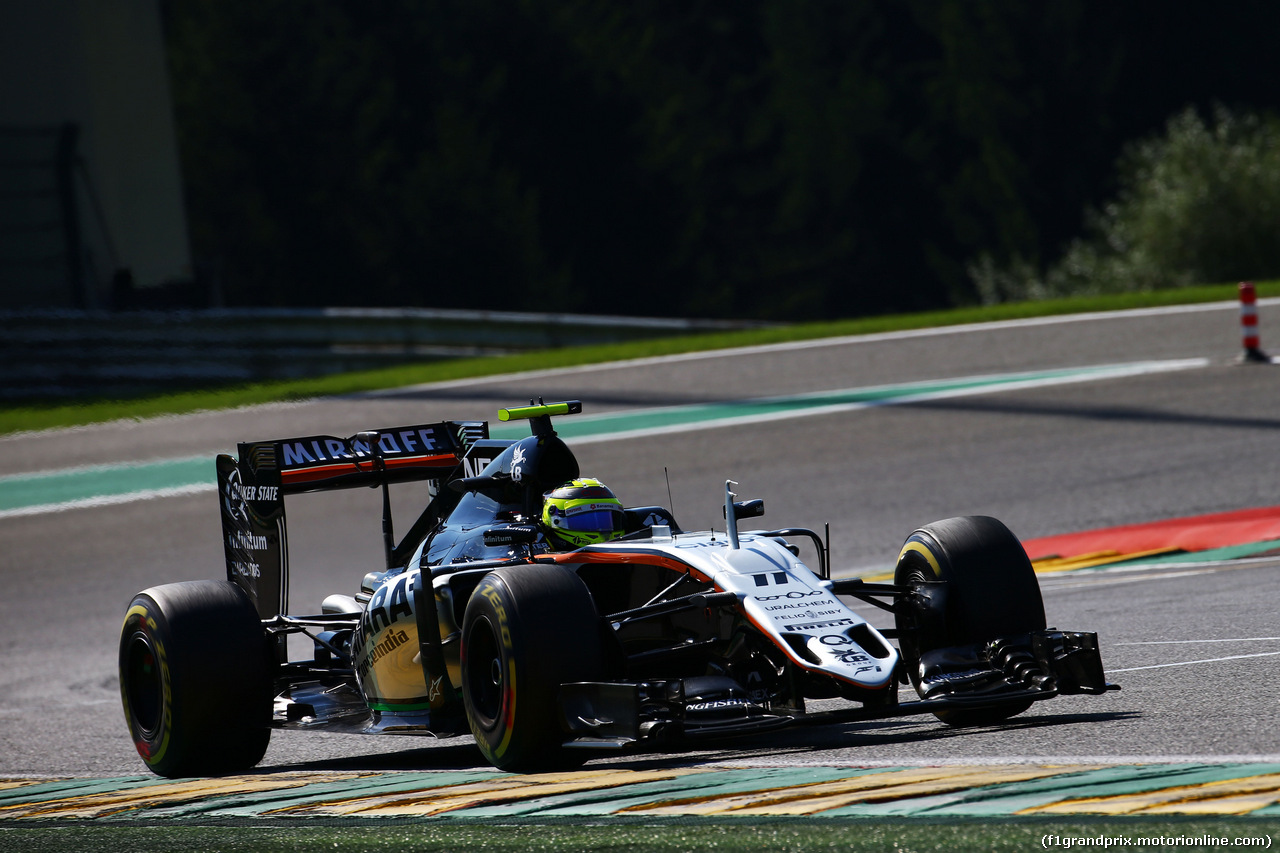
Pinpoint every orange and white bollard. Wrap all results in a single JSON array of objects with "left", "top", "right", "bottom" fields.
[{"left": 1239, "top": 281, "right": 1271, "bottom": 363}]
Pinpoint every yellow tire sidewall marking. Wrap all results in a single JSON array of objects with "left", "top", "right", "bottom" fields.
[{"left": 897, "top": 539, "right": 941, "bottom": 579}]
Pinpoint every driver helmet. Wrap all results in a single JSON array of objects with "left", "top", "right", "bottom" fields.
[{"left": 541, "top": 478, "right": 626, "bottom": 548}]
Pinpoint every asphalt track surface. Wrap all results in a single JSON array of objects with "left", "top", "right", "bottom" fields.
[{"left": 4, "top": 301, "right": 1280, "bottom": 779}]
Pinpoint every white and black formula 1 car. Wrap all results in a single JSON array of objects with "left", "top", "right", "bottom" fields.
[{"left": 119, "top": 401, "right": 1117, "bottom": 777}]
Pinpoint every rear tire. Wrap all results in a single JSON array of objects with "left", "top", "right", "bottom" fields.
[
  {"left": 893, "top": 516, "right": 1045, "bottom": 726},
  {"left": 461, "top": 564, "right": 603, "bottom": 771},
  {"left": 119, "top": 580, "right": 273, "bottom": 776}
]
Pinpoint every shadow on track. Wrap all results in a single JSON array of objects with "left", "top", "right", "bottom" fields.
[
  {"left": 905, "top": 396, "right": 1280, "bottom": 433},
  {"left": 799, "top": 710, "right": 1142, "bottom": 749},
  {"left": 253, "top": 712, "right": 1139, "bottom": 776},
  {"left": 263, "top": 739, "right": 491, "bottom": 774}
]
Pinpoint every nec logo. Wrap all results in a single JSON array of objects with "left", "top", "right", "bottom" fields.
[{"left": 461, "top": 454, "right": 499, "bottom": 478}]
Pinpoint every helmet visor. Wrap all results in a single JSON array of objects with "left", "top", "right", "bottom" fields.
[{"left": 560, "top": 507, "right": 625, "bottom": 534}]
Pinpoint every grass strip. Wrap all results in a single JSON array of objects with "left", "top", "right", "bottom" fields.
[
  {"left": 5, "top": 280, "right": 1275, "bottom": 437},
  {"left": 4, "top": 819, "right": 1278, "bottom": 852}
]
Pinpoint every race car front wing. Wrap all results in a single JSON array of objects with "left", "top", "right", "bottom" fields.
[{"left": 558, "top": 630, "right": 1116, "bottom": 748}]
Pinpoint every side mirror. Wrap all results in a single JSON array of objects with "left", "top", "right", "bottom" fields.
[
  {"left": 449, "top": 475, "right": 498, "bottom": 494},
  {"left": 728, "top": 499, "right": 765, "bottom": 520}
]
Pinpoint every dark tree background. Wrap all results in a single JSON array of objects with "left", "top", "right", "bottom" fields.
[{"left": 162, "top": 1, "right": 1280, "bottom": 320}]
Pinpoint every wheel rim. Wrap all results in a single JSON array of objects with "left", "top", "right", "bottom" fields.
[
  {"left": 464, "top": 615, "right": 503, "bottom": 729},
  {"left": 123, "top": 631, "right": 163, "bottom": 737},
  {"left": 895, "top": 562, "right": 936, "bottom": 688}
]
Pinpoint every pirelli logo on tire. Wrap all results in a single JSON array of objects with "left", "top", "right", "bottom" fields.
[
  {"left": 120, "top": 603, "right": 174, "bottom": 767},
  {"left": 479, "top": 584, "right": 513, "bottom": 650}
]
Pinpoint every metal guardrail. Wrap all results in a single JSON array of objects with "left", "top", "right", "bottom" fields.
[{"left": 1, "top": 307, "right": 766, "bottom": 399}]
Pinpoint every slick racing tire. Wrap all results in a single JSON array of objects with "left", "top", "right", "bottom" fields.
[
  {"left": 461, "top": 564, "right": 603, "bottom": 771},
  {"left": 119, "top": 580, "right": 274, "bottom": 777},
  {"left": 893, "top": 516, "right": 1046, "bottom": 727}
]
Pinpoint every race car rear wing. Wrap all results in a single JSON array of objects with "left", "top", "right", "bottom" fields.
[{"left": 216, "top": 419, "right": 495, "bottom": 619}]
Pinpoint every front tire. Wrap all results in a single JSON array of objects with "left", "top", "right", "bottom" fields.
[
  {"left": 461, "top": 564, "right": 603, "bottom": 771},
  {"left": 893, "top": 516, "right": 1045, "bottom": 726},
  {"left": 119, "top": 580, "right": 273, "bottom": 777}
]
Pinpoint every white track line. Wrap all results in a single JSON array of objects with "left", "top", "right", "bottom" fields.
[
  {"left": 1109, "top": 650, "right": 1280, "bottom": 673},
  {"left": 0, "top": 483, "right": 214, "bottom": 520},
  {"left": 365, "top": 300, "right": 1266, "bottom": 393},
  {"left": 1116, "top": 638, "right": 1280, "bottom": 645}
]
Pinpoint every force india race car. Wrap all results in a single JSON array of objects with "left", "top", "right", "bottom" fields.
[{"left": 119, "top": 401, "right": 1116, "bottom": 777}]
